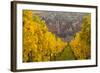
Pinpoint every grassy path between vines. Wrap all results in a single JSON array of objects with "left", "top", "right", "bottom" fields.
[{"left": 55, "top": 43, "right": 76, "bottom": 61}]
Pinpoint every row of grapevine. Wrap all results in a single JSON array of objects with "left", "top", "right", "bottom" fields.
[
  {"left": 70, "top": 14, "right": 91, "bottom": 59},
  {"left": 23, "top": 10, "right": 67, "bottom": 62}
]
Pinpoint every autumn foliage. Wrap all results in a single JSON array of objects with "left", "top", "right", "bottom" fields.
[
  {"left": 70, "top": 14, "right": 91, "bottom": 59},
  {"left": 23, "top": 10, "right": 67, "bottom": 62},
  {"left": 23, "top": 10, "right": 91, "bottom": 62}
]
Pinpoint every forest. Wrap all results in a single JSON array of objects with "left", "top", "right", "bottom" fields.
[{"left": 23, "top": 10, "right": 91, "bottom": 62}]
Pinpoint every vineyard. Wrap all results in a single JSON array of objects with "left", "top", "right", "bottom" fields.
[{"left": 23, "top": 10, "right": 91, "bottom": 62}]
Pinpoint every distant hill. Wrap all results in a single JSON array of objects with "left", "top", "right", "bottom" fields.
[{"left": 33, "top": 11, "right": 87, "bottom": 42}]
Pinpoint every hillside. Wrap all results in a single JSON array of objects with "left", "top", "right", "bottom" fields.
[{"left": 33, "top": 11, "right": 86, "bottom": 42}]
